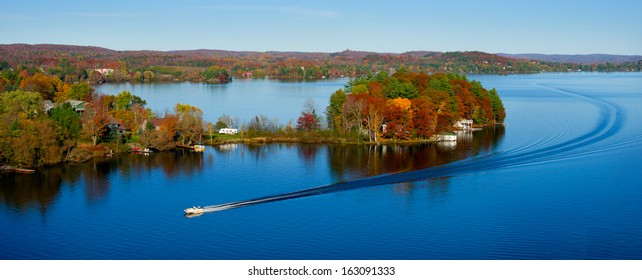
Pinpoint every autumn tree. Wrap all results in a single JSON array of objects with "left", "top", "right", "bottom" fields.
[
  {"left": 0, "top": 77, "right": 9, "bottom": 93},
  {"left": 0, "top": 90, "right": 59, "bottom": 167},
  {"left": 384, "top": 98, "right": 413, "bottom": 139},
  {"left": 108, "top": 90, "right": 148, "bottom": 135},
  {"left": 451, "top": 79, "right": 476, "bottom": 119},
  {"left": 0, "top": 90, "right": 44, "bottom": 119},
  {"left": 19, "top": 72, "right": 66, "bottom": 101},
  {"left": 140, "top": 114, "right": 178, "bottom": 151},
  {"left": 333, "top": 69, "right": 505, "bottom": 141},
  {"left": 411, "top": 98, "right": 438, "bottom": 138},
  {"left": 202, "top": 66, "right": 231, "bottom": 83},
  {"left": 361, "top": 95, "right": 386, "bottom": 142},
  {"left": 81, "top": 94, "right": 111, "bottom": 146},
  {"left": 342, "top": 95, "right": 364, "bottom": 134},
  {"left": 296, "top": 112, "right": 320, "bottom": 132},
  {"left": 174, "top": 103, "right": 204, "bottom": 145},
  {"left": 67, "top": 82, "right": 93, "bottom": 101}
]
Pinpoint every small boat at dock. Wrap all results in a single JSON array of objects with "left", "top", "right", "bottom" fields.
[
  {"left": 193, "top": 144, "right": 205, "bottom": 152},
  {"left": 436, "top": 132, "right": 457, "bottom": 142},
  {"left": 184, "top": 206, "right": 205, "bottom": 214}
]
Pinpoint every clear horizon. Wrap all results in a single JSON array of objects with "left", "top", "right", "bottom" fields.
[{"left": 1, "top": 0, "right": 641, "bottom": 55}]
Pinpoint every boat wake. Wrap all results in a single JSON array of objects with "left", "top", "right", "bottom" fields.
[{"left": 186, "top": 85, "right": 625, "bottom": 216}]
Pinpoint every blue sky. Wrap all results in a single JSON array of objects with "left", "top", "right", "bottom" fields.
[{"left": 1, "top": 0, "right": 641, "bottom": 54}]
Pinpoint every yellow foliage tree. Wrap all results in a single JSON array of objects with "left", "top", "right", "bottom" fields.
[{"left": 388, "top": 97, "right": 412, "bottom": 111}]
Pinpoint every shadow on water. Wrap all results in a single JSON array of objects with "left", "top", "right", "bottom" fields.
[
  {"left": 2, "top": 127, "right": 505, "bottom": 215},
  {"left": 199, "top": 86, "right": 625, "bottom": 214},
  {"left": 199, "top": 126, "right": 506, "bottom": 214},
  {"left": 0, "top": 150, "right": 210, "bottom": 213},
  {"left": 327, "top": 127, "right": 504, "bottom": 182}
]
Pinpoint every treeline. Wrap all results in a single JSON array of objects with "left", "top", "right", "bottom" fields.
[
  {"left": 0, "top": 70, "right": 210, "bottom": 167},
  {"left": 2, "top": 44, "right": 640, "bottom": 85},
  {"left": 325, "top": 69, "right": 505, "bottom": 142},
  {"left": 0, "top": 66, "right": 508, "bottom": 167},
  {"left": 206, "top": 69, "right": 506, "bottom": 143}
]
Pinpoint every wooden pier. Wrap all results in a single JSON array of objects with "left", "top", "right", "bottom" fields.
[
  {"left": 177, "top": 144, "right": 205, "bottom": 152},
  {"left": 176, "top": 144, "right": 195, "bottom": 150},
  {"left": 0, "top": 165, "right": 36, "bottom": 174}
]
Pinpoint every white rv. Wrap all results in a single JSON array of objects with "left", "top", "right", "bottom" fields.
[{"left": 218, "top": 128, "right": 238, "bottom": 135}]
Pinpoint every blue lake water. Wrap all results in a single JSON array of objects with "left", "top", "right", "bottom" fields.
[
  {"left": 93, "top": 78, "right": 348, "bottom": 125},
  {"left": 1, "top": 72, "right": 642, "bottom": 259}
]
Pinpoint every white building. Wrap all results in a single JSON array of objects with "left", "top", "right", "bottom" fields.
[
  {"left": 218, "top": 128, "right": 238, "bottom": 135},
  {"left": 455, "top": 119, "right": 473, "bottom": 130},
  {"left": 94, "top": 68, "right": 114, "bottom": 75}
]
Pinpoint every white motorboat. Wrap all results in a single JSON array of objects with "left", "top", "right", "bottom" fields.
[
  {"left": 193, "top": 144, "right": 205, "bottom": 152},
  {"left": 184, "top": 206, "right": 205, "bottom": 214}
]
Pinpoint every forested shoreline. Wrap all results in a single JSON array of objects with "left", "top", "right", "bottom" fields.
[
  {"left": 1, "top": 44, "right": 640, "bottom": 85},
  {"left": 0, "top": 58, "right": 504, "bottom": 168}
]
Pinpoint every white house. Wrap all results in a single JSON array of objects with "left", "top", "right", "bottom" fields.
[
  {"left": 218, "top": 128, "right": 238, "bottom": 135},
  {"left": 455, "top": 119, "right": 473, "bottom": 130},
  {"left": 94, "top": 68, "right": 114, "bottom": 75}
]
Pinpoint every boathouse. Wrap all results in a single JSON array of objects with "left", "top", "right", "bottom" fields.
[{"left": 455, "top": 119, "right": 473, "bottom": 130}]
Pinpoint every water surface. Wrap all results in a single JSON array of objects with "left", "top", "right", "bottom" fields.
[
  {"left": 94, "top": 78, "right": 348, "bottom": 124},
  {"left": 1, "top": 72, "right": 641, "bottom": 259}
]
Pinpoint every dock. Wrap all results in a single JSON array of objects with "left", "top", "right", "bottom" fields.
[
  {"left": 1, "top": 165, "right": 36, "bottom": 174},
  {"left": 177, "top": 144, "right": 205, "bottom": 152},
  {"left": 176, "top": 144, "right": 195, "bottom": 150}
]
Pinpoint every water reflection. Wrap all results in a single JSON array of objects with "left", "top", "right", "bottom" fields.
[
  {"left": 0, "top": 126, "right": 503, "bottom": 214},
  {"left": 328, "top": 126, "right": 505, "bottom": 182},
  {"left": 199, "top": 127, "right": 505, "bottom": 213},
  {"left": 392, "top": 177, "right": 451, "bottom": 198},
  {"left": 83, "top": 160, "right": 112, "bottom": 202},
  {"left": 298, "top": 144, "right": 319, "bottom": 164},
  {"left": 0, "top": 150, "right": 211, "bottom": 213}
]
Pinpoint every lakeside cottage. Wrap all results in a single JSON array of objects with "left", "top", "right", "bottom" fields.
[
  {"left": 455, "top": 119, "right": 473, "bottom": 130},
  {"left": 142, "top": 118, "right": 166, "bottom": 131},
  {"left": 42, "top": 100, "right": 55, "bottom": 113},
  {"left": 94, "top": 68, "right": 114, "bottom": 75},
  {"left": 67, "top": 100, "right": 86, "bottom": 113},
  {"left": 42, "top": 99, "right": 86, "bottom": 114}
]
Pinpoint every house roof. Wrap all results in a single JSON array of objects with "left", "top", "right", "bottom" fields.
[
  {"left": 42, "top": 100, "right": 55, "bottom": 111},
  {"left": 148, "top": 118, "right": 165, "bottom": 127},
  {"left": 56, "top": 100, "right": 86, "bottom": 112}
]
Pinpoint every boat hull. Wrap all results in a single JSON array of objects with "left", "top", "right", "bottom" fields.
[{"left": 184, "top": 207, "right": 205, "bottom": 214}]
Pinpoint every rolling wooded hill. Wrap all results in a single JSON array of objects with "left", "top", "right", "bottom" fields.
[{"left": 1, "top": 44, "right": 640, "bottom": 83}]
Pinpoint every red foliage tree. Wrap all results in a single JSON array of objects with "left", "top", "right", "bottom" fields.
[
  {"left": 81, "top": 95, "right": 111, "bottom": 146},
  {"left": 411, "top": 98, "right": 438, "bottom": 139},
  {"left": 296, "top": 112, "right": 321, "bottom": 132},
  {"left": 384, "top": 102, "right": 413, "bottom": 140}
]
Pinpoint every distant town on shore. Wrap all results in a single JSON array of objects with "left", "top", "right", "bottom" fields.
[{"left": 1, "top": 44, "right": 640, "bottom": 85}]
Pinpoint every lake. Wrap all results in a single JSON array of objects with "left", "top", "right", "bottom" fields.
[
  {"left": 1, "top": 72, "right": 641, "bottom": 259},
  {"left": 93, "top": 78, "right": 349, "bottom": 125}
]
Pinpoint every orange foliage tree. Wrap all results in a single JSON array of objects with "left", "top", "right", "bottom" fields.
[
  {"left": 81, "top": 94, "right": 111, "bottom": 146},
  {"left": 331, "top": 70, "right": 505, "bottom": 141}
]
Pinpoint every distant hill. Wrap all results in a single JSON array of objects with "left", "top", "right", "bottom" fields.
[
  {"left": 497, "top": 53, "right": 642, "bottom": 64},
  {"left": 0, "top": 44, "right": 639, "bottom": 83}
]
